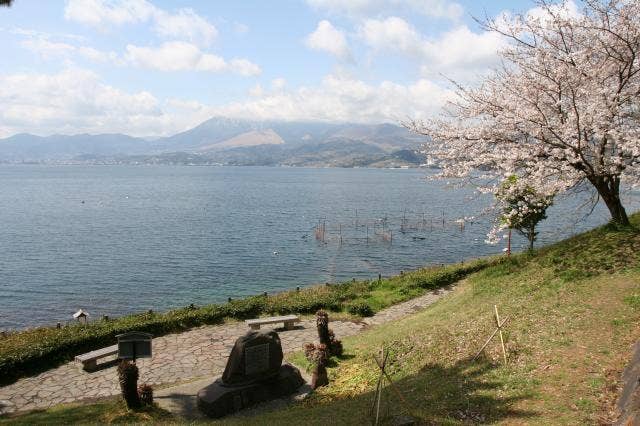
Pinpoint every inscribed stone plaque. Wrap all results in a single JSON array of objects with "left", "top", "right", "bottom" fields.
[{"left": 244, "top": 343, "right": 270, "bottom": 375}]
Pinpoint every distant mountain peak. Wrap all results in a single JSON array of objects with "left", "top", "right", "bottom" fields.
[{"left": 0, "top": 117, "right": 423, "bottom": 165}]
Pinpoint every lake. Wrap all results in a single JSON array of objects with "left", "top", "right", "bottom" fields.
[{"left": 1, "top": 165, "right": 636, "bottom": 329}]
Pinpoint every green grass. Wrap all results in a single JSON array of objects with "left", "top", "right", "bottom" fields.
[
  {"left": 0, "top": 254, "right": 498, "bottom": 386},
  {"left": 3, "top": 213, "right": 640, "bottom": 425},
  {"left": 215, "top": 213, "right": 640, "bottom": 425}
]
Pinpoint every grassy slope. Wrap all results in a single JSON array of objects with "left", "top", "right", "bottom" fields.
[
  {"left": 219, "top": 215, "right": 640, "bottom": 425},
  {"left": 2, "top": 215, "right": 640, "bottom": 425}
]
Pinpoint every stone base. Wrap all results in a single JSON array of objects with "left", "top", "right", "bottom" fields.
[{"left": 197, "top": 363, "right": 305, "bottom": 418}]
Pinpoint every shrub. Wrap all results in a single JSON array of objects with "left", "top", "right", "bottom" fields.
[
  {"left": 347, "top": 301, "right": 374, "bottom": 317},
  {"left": 138, "top": 384, "right": 154, "bottom": 406}
]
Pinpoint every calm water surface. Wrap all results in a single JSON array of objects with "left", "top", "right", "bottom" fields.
[{"left": 1, "top": 165, "right": 637, "bottom": 329}]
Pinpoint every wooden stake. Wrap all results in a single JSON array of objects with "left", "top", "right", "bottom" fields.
[
  {"left": 494, "top": 305, "right": 507, "bottom": 365},
  {"left": 375, "top": 346, "right": 384, "bottom": 425},
  {"left": 473, "top": 315, "right": 510, "bottom": 361},
  {"left": 368, "top": 344, "right": 421, "bottom": 425},
  {"left": 370, "top": 345, "right": 389, "bottom": 425}
]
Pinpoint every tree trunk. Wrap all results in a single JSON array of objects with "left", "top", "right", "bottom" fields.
[
  {"left": 528, "top": 231, "right": 535, "bottom": 251},
  {"left": 592, "top": 175, "right": 630, "bottom": 226}
]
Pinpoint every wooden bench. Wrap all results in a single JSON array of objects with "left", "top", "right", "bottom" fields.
[
  {"left": 75, "top": 344, "right": 118, "bottom": 371},
  {"left": 245, "top": 315, "right": 300, "bottom": 331}
]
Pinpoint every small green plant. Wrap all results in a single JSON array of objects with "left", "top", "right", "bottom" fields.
[
  {"left": 558, "top": 269, "right": 592, "bottom": 282},
  {"left": 347, "top": 300, "right": 374, "bottom": 317},
  {"left": 624, "top": 294, "right": 640, "bottom": 309}
]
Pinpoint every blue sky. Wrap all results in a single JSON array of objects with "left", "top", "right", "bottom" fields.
[{"left": 0, "top": 0, "right": 540, "bottom": 137}]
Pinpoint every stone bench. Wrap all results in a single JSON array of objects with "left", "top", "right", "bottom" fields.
[
  {"left": 75, "top": 344, "right": 118, "bottom": 371},
  {"left": 245, "top": 315, "right": 300, "bottom": 331}
]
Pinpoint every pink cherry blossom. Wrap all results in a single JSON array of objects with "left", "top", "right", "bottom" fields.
[{"left": 409, "top": 0, "right": 640, "bottom": 228}]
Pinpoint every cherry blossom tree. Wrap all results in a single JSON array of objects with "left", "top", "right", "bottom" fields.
[
  {"left": 410, "top": 0, "right": 640, "bottom": 226},
  {"left": 493, "top": 175, "right": 554, "bottom": 250}
]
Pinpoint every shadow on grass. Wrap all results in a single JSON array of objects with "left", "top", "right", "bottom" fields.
[
  {"left": 154, "top": 392, "right": 202, "bottom": 420},
  {"left": 0, "top": 357, "right": 538, "bottom": 425},
  {"left": 0, "top": 399, "right": 173, "bottom": 426},
  {"left": 408, "top": 357, "right": 536, "bottom": 424},
  {"left": 192, "top": 357, "right": 540, "bottom": 425},
  {"left": 301, "top": 357, "right": 537, "bottom": 424}
]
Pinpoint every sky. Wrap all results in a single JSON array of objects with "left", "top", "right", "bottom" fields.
[{"left": 0, "top": 0, "right": 543, "bottom": 138}]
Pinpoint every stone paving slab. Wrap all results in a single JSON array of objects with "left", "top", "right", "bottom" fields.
[{"left": 0, "top": 285, "right": 454, "bottom": 416}]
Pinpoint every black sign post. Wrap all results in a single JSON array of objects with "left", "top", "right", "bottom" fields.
[{"left": 116, "top": 332, "right": 153, "bottom": 362}]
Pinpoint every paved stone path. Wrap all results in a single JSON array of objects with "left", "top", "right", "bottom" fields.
[
  {"left": 363, "top": 284, "right": 456, "bottom": 326},
  {"left": 0, "top": 285, "right": 456, "bottom": 416}
]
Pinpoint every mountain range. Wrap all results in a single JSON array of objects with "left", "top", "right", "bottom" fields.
[{"left": 0, "top": 117, "right": 428, "bottom": 167}]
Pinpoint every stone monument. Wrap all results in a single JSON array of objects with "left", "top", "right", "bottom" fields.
[{"left": 197, "top": 330, "right": 305, "bottom": 418}]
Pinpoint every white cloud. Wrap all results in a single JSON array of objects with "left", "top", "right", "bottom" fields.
[
  {"left": 271, "top": 78, "right": 286, "bottom": 90},
  {"left": 423, "top": 26, "right": 504, "bottom": 71},
  {"left": 126, "top": 42, "right": 224, "bottom": 72},
  {"left": 212, "top": 73, "right": 454, "bottom": 123},
  {"left": 306, "top": 0, "right": 463, "bottom": 21},
  {"left": 20, "top": 35, "right": 120, "bottom": 63},
  {"left": 64, "top": 0, "right": 217, "bottom": 46},
  {"left": 0, "top": 68, "right": 168, "bottom": 137},
  {"left": 64, "top": 0, "right": 154, "bottom": 26},
  {"left": 525, "top": 0, "right": 581, "bottom": 22},
  {"left": 229, "top": 58, "right": 262, "bottom": 77},
  {"left": 21, "top": 38, "right": 76, "bottom": 59},
  {"left": 125, "top": 41, "right": 261, "bottom": 75},
  {"left": 359, "top": 16, "right": 423, "bottom": 55},
  {"left": 12, "top": 26, "right": 258, "bottom": 76},
  {"left": 493, "top": 1, "right": 581, "bottom": 36},
  {"left": 249, "top": 84, "right": 264, "bottom": 97},
  {"left": 0, "top": 68, "right": 454, "bottom": 137},
  {"left": 9, "top": 27, "right": 87, "bottom": 43},
  {"left": 153, "top": 8, "right": 218, "bottom": 46},
  {"left": 359, "top": 17, "right": 505, "bottom": 78},
  {"left": 305, "top": 20, "right": 351, "bottom": 59},
  {"left": 77, "top": 46, "right": 119, "bottom": 63}
]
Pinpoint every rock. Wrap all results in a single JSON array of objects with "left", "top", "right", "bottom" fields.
[
  {"left": 198, "top": 330, "right": 305, "bottom": 418},
  {"left": 197, "top": 363, "right": 305, "bottom": 418},
  {"left": 221, "top": 330, "right": 283, "bottom": 387},
  {"left": 615, "top": 341, "right": 640, "bottom": 425}
]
